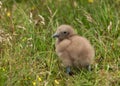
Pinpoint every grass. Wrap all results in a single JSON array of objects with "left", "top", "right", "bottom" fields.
[{"left": 0, "top": 0, "right": 120, "bottom": 86}]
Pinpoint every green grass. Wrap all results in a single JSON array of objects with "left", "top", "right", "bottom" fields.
[{"left": 0, "top": 0, "right": 120, "bottom": 86}]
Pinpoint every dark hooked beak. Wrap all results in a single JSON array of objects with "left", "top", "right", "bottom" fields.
[{"left": 52, "top": 33, "right": 59, "bottom": 38}]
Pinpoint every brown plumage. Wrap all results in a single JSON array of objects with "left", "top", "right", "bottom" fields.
[{"left": 53, "top": 25, "right": 95, "bottom": 73}]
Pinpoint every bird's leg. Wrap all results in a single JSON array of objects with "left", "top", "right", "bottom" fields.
[
  {"left": 66, "top": 66, "right": 71, "bottom": 74},
  {"left": 86, "top": 65, "right": 91, "bottom": 71}
]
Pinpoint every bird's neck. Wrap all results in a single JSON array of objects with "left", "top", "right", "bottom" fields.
[{"left": 69, "top": 34, "right": 77, "bottom": 38}]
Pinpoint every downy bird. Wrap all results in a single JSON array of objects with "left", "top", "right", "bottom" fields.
[{"left": 53, "top": 25, "right": 95, "bottom": 74}]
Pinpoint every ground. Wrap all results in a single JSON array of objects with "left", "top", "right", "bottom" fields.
[{"left": 0, "top": 0, "right": 120, "bottom": 86}]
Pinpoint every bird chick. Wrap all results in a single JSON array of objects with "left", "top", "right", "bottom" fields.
[{"left": 53, "top": 25, "right": 95, "bottom": 74}]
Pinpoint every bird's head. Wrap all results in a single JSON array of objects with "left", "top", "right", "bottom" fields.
[{"left": 53, "top": 25, "right": 75, "bottom": 40}]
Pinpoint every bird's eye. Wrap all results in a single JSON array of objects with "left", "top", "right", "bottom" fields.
[{"left": 63, "top": 31, "right": 67, "bottom": 34}]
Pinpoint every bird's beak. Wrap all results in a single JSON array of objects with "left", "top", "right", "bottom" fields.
[{"left": 52, "top": 33, "right": 59, "bottom": 38}]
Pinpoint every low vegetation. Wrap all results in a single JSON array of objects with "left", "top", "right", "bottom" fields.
[{"left": 0, "top": 0, "right": 120, "bottom": 86}]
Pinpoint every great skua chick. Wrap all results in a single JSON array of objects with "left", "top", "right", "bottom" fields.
[{"left": 53, "top": 25, "right": 95, "bottom": 74}]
